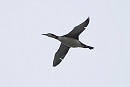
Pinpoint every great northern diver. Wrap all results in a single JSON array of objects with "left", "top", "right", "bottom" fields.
[{"left": 42, "top": 17, "right": 94, "bottom": 67}]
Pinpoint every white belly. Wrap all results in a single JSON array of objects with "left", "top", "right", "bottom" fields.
[{"left": 58, "top": 37, "right": 82, "bottom": 47}]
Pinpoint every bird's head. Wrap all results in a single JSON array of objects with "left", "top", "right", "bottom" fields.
[{"left": 42, "top": 33, "right": 58, "bottom": 39}]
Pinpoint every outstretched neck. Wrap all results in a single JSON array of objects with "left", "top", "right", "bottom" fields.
[
  {"left": 52, "top": 34, "right": 58, "bottom": 39},
  {"left": 42, "top": 33, "right": 59, "bottom": 39}
]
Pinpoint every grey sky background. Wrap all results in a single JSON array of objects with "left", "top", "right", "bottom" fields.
[{"left": 0, "top": 0, "right": 129, "bottom": 87}]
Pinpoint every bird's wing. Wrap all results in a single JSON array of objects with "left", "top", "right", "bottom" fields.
[
  {"left": 64, "top": 17, "right": 90, "bottom": 39},
  {"left": 53, "top": 43, "right": 70, "bottom": 67}
]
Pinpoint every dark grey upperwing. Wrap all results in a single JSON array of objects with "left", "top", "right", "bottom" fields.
[
  {"left": 53, "top": 43, "right": 70, "bottom": 67},
  {"left": 64, "top": 17, "right": 90, "bottom": 39}
]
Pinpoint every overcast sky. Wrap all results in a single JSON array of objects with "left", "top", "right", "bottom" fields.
[{"left": 0, "top": 0, "right": 130, "bottom": 87}]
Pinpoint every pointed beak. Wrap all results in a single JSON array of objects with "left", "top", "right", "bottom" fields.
[{"left": 42, "top": 34, "right": 46, "bottom": 36}]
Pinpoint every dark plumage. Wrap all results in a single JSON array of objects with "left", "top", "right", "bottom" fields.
[{"left": 42, "top": 17, "right": 94, "bottom": 67}]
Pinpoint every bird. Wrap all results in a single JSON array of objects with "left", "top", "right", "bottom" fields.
[{"left": 42, "top": 17, "right": 94, "bottom": 67}]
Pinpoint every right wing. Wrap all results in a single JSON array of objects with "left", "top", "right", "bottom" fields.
[{"left": 53, "top": 43, "right": 70, "bottom": 67}]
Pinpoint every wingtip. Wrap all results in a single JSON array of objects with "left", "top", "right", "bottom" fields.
[
  {"left": 53, "top": 58, "right": 62, "bottom": 67},
  {"left": 53, "top": 63, "right": 57, "bottom": 67},
  {"left": 53, "top": 65, "right": 56, "bottom": 67},
  {"left": 53, "top": 63, "right": 59, "bottom": 67},
  {"left": 87, "top": 17, "right": 90, "bottom": 20}
]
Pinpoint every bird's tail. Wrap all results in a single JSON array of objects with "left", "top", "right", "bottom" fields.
[
  {"left": 86, "top": 46, "right": 94, "bottom": 50},
  {"left": 82, "top": 44, "right": 94, "bottom": 50}
]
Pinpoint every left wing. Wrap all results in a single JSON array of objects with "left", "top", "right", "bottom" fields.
[{"left": 64, "top": 17, "right": 90, "bottom": 39}]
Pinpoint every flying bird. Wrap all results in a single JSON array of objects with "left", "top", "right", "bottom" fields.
[{"left": 42, "top": 17, "right": 94, "bottom": 67}]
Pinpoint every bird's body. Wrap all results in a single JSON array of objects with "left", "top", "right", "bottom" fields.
[
  {"left": 58, "top": 36, "right": 82, "bottom": 47},
  {"left": 42, "top": 17, "right": 94, "bottom": 67}
]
